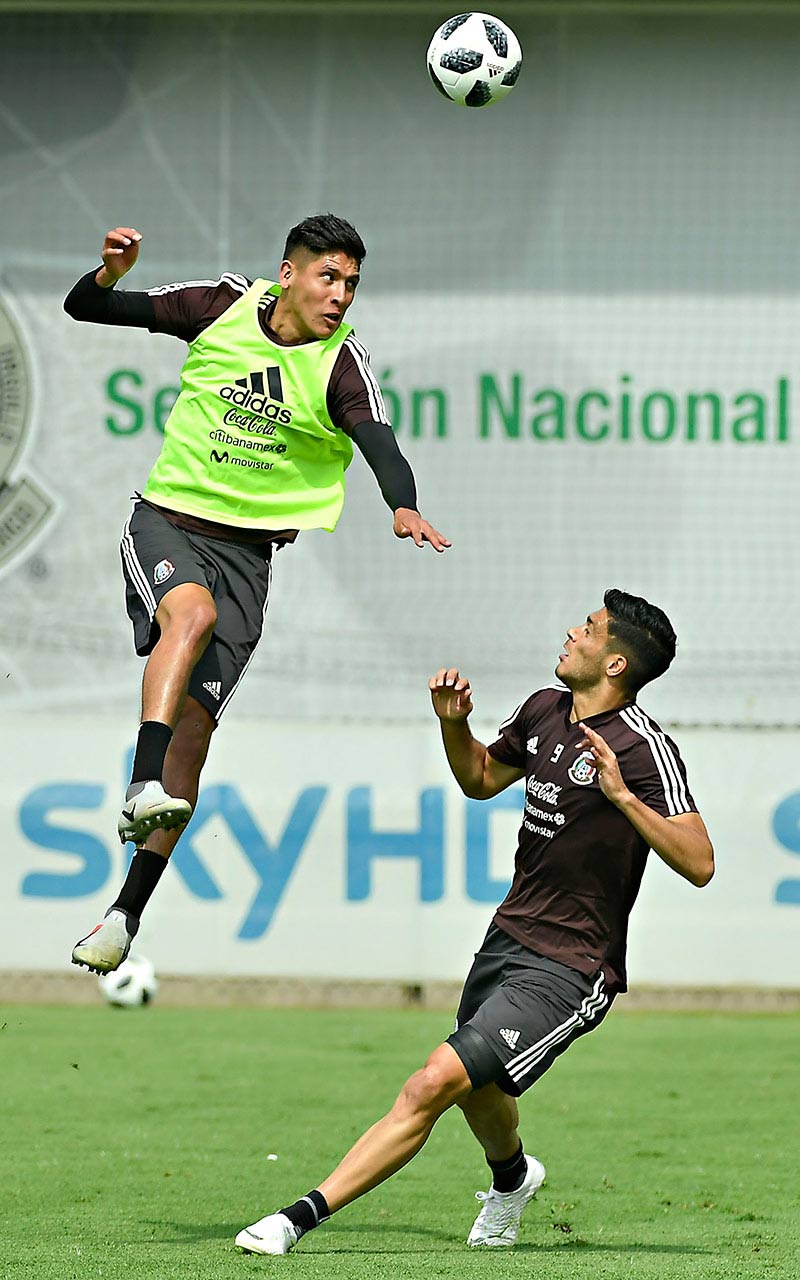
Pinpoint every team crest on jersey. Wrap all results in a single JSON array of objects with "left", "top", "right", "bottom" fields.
[
  {"left": 153, "top": 558, "right": 175, "bottom": 586},
  {"left": 568, "top": 750, "right": 597, "bottom": 786}
]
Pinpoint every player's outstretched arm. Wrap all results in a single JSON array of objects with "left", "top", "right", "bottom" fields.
[
  {"left": 351, "top": 421, "right": 451, "bottom": 552},
  {"left": 430, "top": 668, "right": 523, "bottom": 799},
  {"left": 64, "top": 227, "right": 156, "bottom": 328},
  {"left": 579, "top": 722, "right": 715, "bottom": 887}
]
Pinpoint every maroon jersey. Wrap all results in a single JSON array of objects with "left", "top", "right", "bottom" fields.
[
  {"left": 146, "top": 272, "right": 389, "bottom": 435},
  {"left": 488, "top": 687, "right": 697, "bottom": 992}
]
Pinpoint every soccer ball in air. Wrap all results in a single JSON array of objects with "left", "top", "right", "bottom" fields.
[
  {"left": 98, "top": 953, "right": 159, "bottom": 1007},
  {"left": 427, "top": 12, "right": 522, "bottom": 108}
]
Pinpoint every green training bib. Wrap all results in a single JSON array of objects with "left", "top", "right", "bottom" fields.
[{"left": 143, "top": 279, "right": 354, "bottom": 530}]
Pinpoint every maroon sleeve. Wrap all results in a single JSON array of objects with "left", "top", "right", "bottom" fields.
[
  {"left": 327, "top": 336, "right": 390, "bottom": 434},
  {"left": 147, "top": 272, "right": 252, "bottom": 342},
  {"left": 618, "top": 721, "right": 698, "bottom": 819},
  {"left": 487, "top": 692, "right": 545, "bottom": 768}
]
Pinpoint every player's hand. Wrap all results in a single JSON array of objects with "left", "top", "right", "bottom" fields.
[
  {"left": 393, "top": 507, "right": 451, "bottom": 552},
  {"left": 579, "top": 723, "right": 633, "bottom": 808},
  {"left": 96, "top": 227, "right": 142, "bottom": 287},
  {"left": 430, "top": 668, "right": 473, "bottom": 721}
]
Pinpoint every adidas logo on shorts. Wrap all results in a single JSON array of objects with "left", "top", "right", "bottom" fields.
[
  {"left": 203, "top": 680, "right": 222, "bottom": 700},
  {"left": 499, "top": 1027, "right": 521, "bottom": 1049}
]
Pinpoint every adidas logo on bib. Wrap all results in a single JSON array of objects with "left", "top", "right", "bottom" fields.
[
  {"left": 218, "top": 367, "right": 291, "bottom": 424},
  {"left": 203, "top": 680, "right": 222, "bottom": 700},
  {"left": 499, "top": 1027, "right": 521, "bottom": 1049}
]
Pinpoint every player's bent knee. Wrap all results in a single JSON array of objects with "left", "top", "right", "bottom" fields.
[
  {"left": 156, "top": 585, "right": 217, "bottom": 642},
  {"left": 399, "top": 1056, "right": 468, "bottom": 1120},
  {"left": 183, "top": 605, "right": 218, "bottom": 646},
  {"left": 398, "top": 1068, "right": 444, "bottom": 1119}
]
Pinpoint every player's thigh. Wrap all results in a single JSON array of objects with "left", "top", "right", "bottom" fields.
[
  {"left": 187, "top": 538, "right": 273, "bottom": 721},
  {"left": 120, "top": 501, "right": 210, "bottom": 656},
  {"left": 449, "top": 952, "right": 614, "bottom": 1096}
]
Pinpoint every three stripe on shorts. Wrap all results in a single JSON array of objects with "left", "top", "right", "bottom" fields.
[{"left": 504, "top": 973, "right": 608, "bottom": 1086}]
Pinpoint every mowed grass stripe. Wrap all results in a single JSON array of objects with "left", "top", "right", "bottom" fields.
[{"left": 0, "top": 1007, "right": 797, "bottom": 1279}]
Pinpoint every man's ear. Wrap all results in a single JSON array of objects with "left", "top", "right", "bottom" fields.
[
  {"left": 606, "top": 652, "right": 628, "bottom": 681},
  {"left": 279, "top": 258, "right": 292, "bottom": 285}
]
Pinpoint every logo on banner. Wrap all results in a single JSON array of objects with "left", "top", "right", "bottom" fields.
[
  {"left": 568, "top": 751, "right": 597, "bottom": 786},
  {"left": 0, "top": 293, "right": 56, "bottom": 576},
  {"left": 153, "top": 558, "right": 175, "bottom": 585}
]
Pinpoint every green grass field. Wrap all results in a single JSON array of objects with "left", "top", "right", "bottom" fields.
[{"left": 1, "top": 1006, "right": 797, "bottom": 1279}]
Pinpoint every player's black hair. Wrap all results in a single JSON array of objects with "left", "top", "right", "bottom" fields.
[
  {"left": 603, "top": 588, "right": 677, "bottom": 693},
  {"left": 283, "top": 214, "right": 366, "bottom": 266}
]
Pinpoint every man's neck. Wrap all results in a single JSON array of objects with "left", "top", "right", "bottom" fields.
[
  {"left": 267, "top": 297, "right": 310, "bottom": 345},
  {"left": 568, "top": 685, "right": 631, "bottom": 723}
]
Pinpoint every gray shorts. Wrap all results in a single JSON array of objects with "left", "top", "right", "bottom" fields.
[
  {"left": 119, "top": 498, "right": 273, "bottom": 720},
  {"left": 448, "top": 923, "right": 614, "bottom": 1096}
]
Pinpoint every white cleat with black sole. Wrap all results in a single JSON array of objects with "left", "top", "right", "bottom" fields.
[
  {"left": 117, "top": 780, "right": 192, "bottom": 845},
  {"left": 468, "top": 1154, "right": 546, "bottom": 1247},
  {"left": 235, "top": 1213, "right": 300, "bottom": 1256},
  {"left": 71, "top": 908, "right": 137, "bottom": 975}
]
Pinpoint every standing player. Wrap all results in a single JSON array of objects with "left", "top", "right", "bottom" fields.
[
  {"left": 64, "top": 215, "right": 450, "bottom": 975},
  {"left": 236, "top": 589, "right": 714, "bottom": 1254}
]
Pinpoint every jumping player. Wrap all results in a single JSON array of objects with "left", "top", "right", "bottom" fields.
[
  {"left": 64, "top": 215, "right": 450, "bottom": 975},
  {"left": 236, "top": 589, "right": 714, "bottom": 1254}
]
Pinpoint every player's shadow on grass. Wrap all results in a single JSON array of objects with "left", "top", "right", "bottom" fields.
[
  {"left": 146, "top": 1221, "right": 710, "bottom": 1257},
  {"left": 508, "top": 1243, "right": 710, "bottom": 1256},
  {"left": 321, "top": 1223, "right": 465, "bottom": 1244},
  {"left": 143, "top": 1221, "right": 246, "bottom": 1243},
  {"left": 147, "top": 1220, "right": 466, "bottom": 1246},
  {"left": 312, "top": 1243, "right": 711, "bottom": 1257},
  {"left": 308, "top": 1224, "right": 711, "bottom": 1256}
]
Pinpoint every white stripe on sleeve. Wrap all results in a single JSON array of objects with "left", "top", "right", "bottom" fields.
[
  {"left": 497, "top": 701, "right": 524, "bottom": 732},
  {"left": 344, "top": 334, "right": 390, "bottom": 424},
  {"left": 619, "top": 706, "right": 691, "bottom": 815},
  {"left": 628, "top": 705, "right": 691, "bottom": 811},
  {"left": 147, "top": 272, "right": 250, "bottom": 297}
]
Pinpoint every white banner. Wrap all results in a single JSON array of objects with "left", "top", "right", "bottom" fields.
[
  {"left": 2, "top": 289, "right": 800, "bottom": 729},
  {"left": 1, "top": 716, "right": 797, "bottom": 986}
]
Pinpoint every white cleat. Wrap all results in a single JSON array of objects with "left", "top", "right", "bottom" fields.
[
  {"left": 468, "top": 1154, "right": 546, "bottom": 1247},
  {"left": 235, "top": 1213, "right": 299, "bottom": 1256},
  {"left": 117, "top": 780, "right": 192, "bottom": 845},
  {"left": 71, "top": 908, "right": 136, "bottom": 975}
]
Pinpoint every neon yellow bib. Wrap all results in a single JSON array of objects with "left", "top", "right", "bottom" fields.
[{"left": 144, "top": 280, "right": 354, "bottom": 530}]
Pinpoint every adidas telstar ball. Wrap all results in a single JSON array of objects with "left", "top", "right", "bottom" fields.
[
  {"left": 98, "top": 953, "right": 159, "bottom": 1008},
  {"left": 427, "top": 12, "right": 522, "bottom": 108}
]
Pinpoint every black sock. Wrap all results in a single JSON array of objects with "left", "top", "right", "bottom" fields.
[
  {"left": 111, "top": 848, "right": 168, "bottom": 920},
  {"left": 488, "top": 1142, "right": 526, "bottom": 1193},
  {"left": 130, "top": 721, "right": 173, "bottom": 786},
  {"left": 279, "top": 1190, "right": 330, "bottom": 1239}
]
